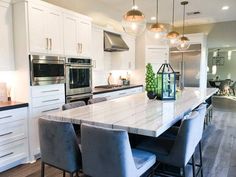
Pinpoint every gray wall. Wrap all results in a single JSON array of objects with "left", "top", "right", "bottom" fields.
[{"left": 176, "top": 21, "right": 236, "bottom": 48}]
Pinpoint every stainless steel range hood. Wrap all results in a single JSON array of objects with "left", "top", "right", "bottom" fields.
[{"left": 104, "top": 31, "right": 129, "bottom": 52}]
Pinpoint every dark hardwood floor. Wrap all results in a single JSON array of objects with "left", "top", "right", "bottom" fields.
[{"left": 1, "top": 108, "right": 236, "bottom": 177}]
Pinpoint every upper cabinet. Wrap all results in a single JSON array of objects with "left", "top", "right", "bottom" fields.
[
  {"left": 28, "top": 2, "right": 63, "bottom": 55},
  {"left": 111, "top": 34, "right": 136, "bottom": 70},
  {"left": 91, "top": 25, "right": 104, "bottom": 71},
  {"left": 0, "top": 1, "right": 14, "bottom": 70},
  {"left": 64, "top": 12, "right": 92, "bottom": 58}
]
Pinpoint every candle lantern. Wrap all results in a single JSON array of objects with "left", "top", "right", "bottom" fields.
[{"left": 156, "top": 63, "right": 176, "bottom": 100}]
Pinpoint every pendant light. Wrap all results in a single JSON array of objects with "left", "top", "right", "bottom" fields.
[
  {"left": 167, "top": 0, "right": 179, "bottom": 45},
  {"left": 122, "top": 0, "right": 146, "bottom": 36},
  {"left": 177, "top": 1, "right": 190, "bottom": 51},
  {"left": 149, "top": 0, "right": 166, "bottom": 38}
]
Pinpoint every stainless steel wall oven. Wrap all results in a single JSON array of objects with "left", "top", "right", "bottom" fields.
[
  {"left": 65, "top": 58, "right": 92, "bottom": 103},
  {"left": 30, "top": 55, "right": 65, "bottom": 86}
]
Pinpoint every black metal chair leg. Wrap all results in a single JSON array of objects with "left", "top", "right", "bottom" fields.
[
  {"left": 182, "top": 166, "right": 186, "bottom": 177},
  {"left": 199, "top": 141, "right": 204, "bottom": 177},
  {"left": 63, "top": 171, "right": 66, "bottom": 177},
  {"left": 41, "top": 162, "right": 45, "bottom": 177},
  {"left": 70, "top": 172, "right": 74, "bottom": 177},
  {"left": 192, "top": 154, "right": 196, "bottom": 177}
]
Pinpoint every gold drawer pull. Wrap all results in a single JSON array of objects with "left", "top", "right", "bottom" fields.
[
  {"left": 0, "top": 152, "right": 14, "bottom": 159},
  {"left": 0, "top": 132, "right": 13, "bottom": 137},
  {"left": 0, "top": 115, "right": 12, "bottom": 120}
]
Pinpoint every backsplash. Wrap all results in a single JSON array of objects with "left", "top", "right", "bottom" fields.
[
  {"left": 0, "top": 71, "right": 15, "bottom": 100},
  {"left": 92, "top": 70, "right": 132, "bottom": 86}
]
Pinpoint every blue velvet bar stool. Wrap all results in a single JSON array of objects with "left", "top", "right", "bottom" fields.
[
  {"left": 38, "top": 118, "right": 82, "bottom": 177},
  {"left": 88, "top": 97, "right": 107, "bottom": 104},
  {"left": 136, "top": 105, "right": 206, "bottom": 177},
  {"left": 81, "top": 123, "right": 157, "bottom": 177},
  {"left": 62, "top": 101, "right": 86, "bottom": 111}
]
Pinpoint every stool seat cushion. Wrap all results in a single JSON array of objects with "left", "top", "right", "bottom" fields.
[{"left": 132, "top": 149, "right": 156, "bottom": 176}]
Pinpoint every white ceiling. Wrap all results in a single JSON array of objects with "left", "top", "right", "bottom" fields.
[{"left": 96, "top": 0, "right": 236, "bottom": 26}]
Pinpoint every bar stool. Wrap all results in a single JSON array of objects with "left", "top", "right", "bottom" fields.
[
  {"left": 62, "top": 101, "right": 86, "bottom": 111},
  {"left": 137, "top": 105, "right": 206, "bottom": 177},
  {"left": 81, "top": 123, "right": 156, "bottom": 177},
  {"left": 38, "top": 118, "right": 82, "bottom": 177},
  {"left": 88, "top": 97, "right": 107, "bottom": 104}
]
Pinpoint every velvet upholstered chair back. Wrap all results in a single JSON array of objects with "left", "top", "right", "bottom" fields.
[
  {"left": 169, "top": 103, "right": 206, "bottom": 167},
  {"left": 38, "top": 118, "right": 82, "bottom": 173},
  {"left": 81, "top": 123, "right": 137, "bottom": 177},
  {"left": 62, "top": 101, "right": 86, "bottom": 111}
]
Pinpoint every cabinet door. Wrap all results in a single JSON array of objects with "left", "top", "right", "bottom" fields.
[
  {"left": 77, "top": 19, "right": 92, "bottom": 58},
  {"left": 91, "top": 26, "right": 104, "bottom": 70},
  {"left": 63, "top": 14, "right": 78, "bottom": 56},
  {"left": 123, "top": 35, "right": 135, "bottom": 70},
  {"left": 0, "top": 2, "right": 14, "bottom": 70},
  {"left": 46, "top": 9, "right": 63, "bottom": 55},
  {"left": 28, "top": 2, "right": 48, "bottom": 53}
]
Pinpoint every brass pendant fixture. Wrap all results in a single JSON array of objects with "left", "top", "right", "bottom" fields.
[
  {"left": 122, "top": 0, "right": 146, "bottom": 36},
  {"left": 177, "top": 1, "right": 190, "bottom": 51},
  {"left": 167, "top": 0, "right": 179, "bottom": 44},
  {"left": 149, "top": 0, "right": 166, "bottom": 35}
]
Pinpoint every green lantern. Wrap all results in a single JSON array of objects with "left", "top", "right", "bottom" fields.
[{"left": 156, "top": 63, "right": 176, "bottom": 100}]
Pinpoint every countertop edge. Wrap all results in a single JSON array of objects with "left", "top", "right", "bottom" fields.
[
  {"left": 0, "top": 102, "right": 29, "bottom": 111},
  {"left": 93, "top": 85, "right": 143, "bottom": 94}
]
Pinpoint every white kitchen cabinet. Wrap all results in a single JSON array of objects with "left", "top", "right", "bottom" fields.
[
  {"left": 93, "top": 86, "right": 143, "bottom": 100},
  {"left": 63, "top": 12, "right": 92, "bottom": 58},
  {"left": 28, "top": 1, "right": 63, "bottom": 55},
  {"left": 146, "top": 45, "right": 169, "bottom": 73},
  {"left": 111, "top": 34, "right": 135, "bottom": 70},
  {"left": 77, "top": 19, "right": 91, "bottom": 58},
  {"left": 0, "top": 107, "right": 28, "bottom": 172},
  {"left": 0, "top": 1, "right": 14, "bottom": 70},
  {"left": 92, "top": 25, "right": 104, "bottom": 71},
  {"left": 29, "top": 84, "right": 65, "bottom": 159}
]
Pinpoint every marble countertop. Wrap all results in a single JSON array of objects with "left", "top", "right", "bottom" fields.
[
  {"left": 45, "top": 87, "right": 218, "bottom": 137},
  {"left": 0, "top": 101, "right": 28, "bottom": 111},
  {"left": 93, "top": 85, "right": 143, "bottom": 94}
]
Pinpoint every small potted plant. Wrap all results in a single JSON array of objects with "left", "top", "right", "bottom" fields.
[{"left": 145, "top": 63, "right": 157, "bottom": 99}]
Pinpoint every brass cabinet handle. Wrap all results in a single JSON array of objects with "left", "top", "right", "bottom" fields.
[
  {"left": 46, "top": 38, "right": 49, "bottom": 50},
  {"left": 49, "top": 38, "right": 52, "bottom": 50},
  {"left": 41, "top": 89, "right": 60, "bottom": 93},
  {"left": 42, "top": 99, "right": 60, "bottom": 103}
]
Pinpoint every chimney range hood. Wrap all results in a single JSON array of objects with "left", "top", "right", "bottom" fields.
[{"left": 104, "top": 31, "right": 129, "bottom": 52}]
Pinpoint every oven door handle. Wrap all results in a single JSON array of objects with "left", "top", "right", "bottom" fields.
[
  {"left": 67, "top": 94, "right": 93, "bottom": 101},
  {"left": 66, "top": 65, "right": 93, "bottom": 68}
]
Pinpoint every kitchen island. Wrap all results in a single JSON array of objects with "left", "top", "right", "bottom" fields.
[{"left": 45, "top": 87, "right": 218, "bottom": 137}]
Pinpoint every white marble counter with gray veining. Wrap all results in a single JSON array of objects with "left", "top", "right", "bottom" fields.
[{"left": 45, "top": 87, "right": 218, "bottom": 137}]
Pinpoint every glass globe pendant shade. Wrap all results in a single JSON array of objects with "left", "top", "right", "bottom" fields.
[
  {"left": 149, "top": 23, "right": 167, "bottom": 39},
  {"left": 176, "top": 36, "right": 190, "bottom": 51},
  {"left": 122, "top": 8, "right": 146, "bottom": 36},
  {"left": 167, "top": 30, "right": 179, "bottom": 46}
]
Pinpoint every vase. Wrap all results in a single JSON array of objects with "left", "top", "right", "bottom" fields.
[{"left": 147, "top": 92, "right": 157, "bottom": 99}]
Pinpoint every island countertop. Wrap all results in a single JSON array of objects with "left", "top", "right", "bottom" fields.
[{"left": 45, "top": 87, "right": 218, "bottom": 137}]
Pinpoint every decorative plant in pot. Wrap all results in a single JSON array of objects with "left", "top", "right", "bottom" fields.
[{"left": 145, "top": 63, "right": 157, "bottom": 99}]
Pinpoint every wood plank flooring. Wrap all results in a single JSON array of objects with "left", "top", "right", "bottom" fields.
[{"left": 1, "top": 108, "right": 236, "bottom": 177}]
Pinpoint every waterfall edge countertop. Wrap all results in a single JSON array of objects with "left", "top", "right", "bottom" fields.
[
  {"left": 0, "top": 101, "right": 28, "bottom": 111},
  {"left": 45, "top": 87, "right": 218, "bottom": 137}
]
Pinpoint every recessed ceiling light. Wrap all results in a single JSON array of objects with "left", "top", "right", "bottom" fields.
[
  {"left": 222, "top": 6, "right": 229, "bottom": 10},
  {"left": 150, "top": 16, "right": 156, "bottom": 21}
]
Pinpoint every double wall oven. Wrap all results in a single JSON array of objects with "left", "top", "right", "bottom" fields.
[{"left": 65, "top": 58, "right": 93, "bottom": 103}]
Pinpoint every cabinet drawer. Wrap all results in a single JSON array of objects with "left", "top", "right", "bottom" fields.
[
  {"left": 127, "top": 87, "right": 143, "bottom": 95},
  {"left": 0, "top": 107, "right": 27, "bottom": 124},
  {"left": 31, "top": 84, "right": 65, "bottom": 98},
  {"left": 0, "top": 120, "right": 27, "bottom": 146},
  {"left": 0, "top": 139, "right": 27, "bottom": 172},
  {"left": 32, "top": 94, "right": 65, "bottom": 108},
  {"left": 31, "top": 103, "right": 63, "bottom": 117}
]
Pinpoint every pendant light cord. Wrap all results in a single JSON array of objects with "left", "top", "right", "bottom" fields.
[
  {"left": 172, "top": 0, "right": 175, "bottom": 28},
  {"left": 156, "top": 0, "right": 159, "bottom": 23},
  {"left": 133, "top": 0, "right": 135, "bottom": 8},
  {"left": 182, "top": 3, "right": 186, "bottom": 36}
]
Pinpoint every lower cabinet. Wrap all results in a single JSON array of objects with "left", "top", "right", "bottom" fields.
[
  {"left": 93, "top": 87, "right": 143, "bottom": 100},
  {"left": 29, "top": 84, "right": 65, "bottom": 160},
  {"left": 0, "top": 107, "right": 28, "bottom": 172}
]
